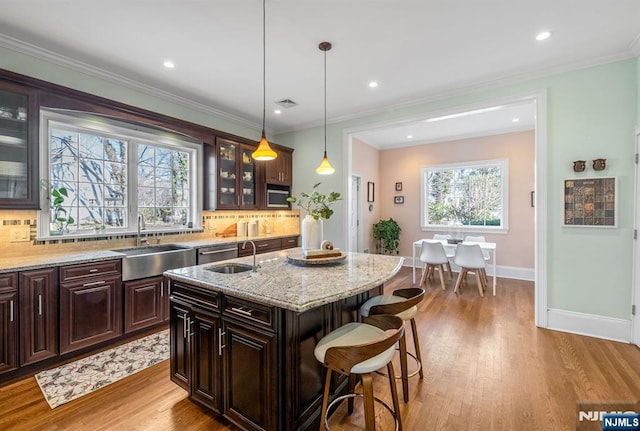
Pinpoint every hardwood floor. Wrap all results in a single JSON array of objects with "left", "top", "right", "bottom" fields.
[{"left": 1, "top": 267, "right": 639, "bottom": 430}]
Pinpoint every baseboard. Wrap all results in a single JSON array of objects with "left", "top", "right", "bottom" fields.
[
  {"left": 404, "top": 257, "right": 534, "bottom": 281},
  {"left": 547, "top": 308, "right": 632, "bottom": 343}
]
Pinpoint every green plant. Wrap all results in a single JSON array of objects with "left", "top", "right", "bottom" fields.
[
  {"left": 51, "top": 186, "right": 75, "bottom": 233},
  {"left": 287, "top": 182, "right": 341, "bottom": 220},
  {"left": 373, "top": 218, "right": 401, "bottom": 255}
]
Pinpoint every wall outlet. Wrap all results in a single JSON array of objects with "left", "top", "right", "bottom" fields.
[
  {"left": 207, "top": 220, "right": 216, "bottom": 231},
  {"left": 10, "top": 227, "right": 30, "bottom": 242}
]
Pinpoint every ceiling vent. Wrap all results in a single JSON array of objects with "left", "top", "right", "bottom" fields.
[{"left": 275, "top": 98, "right": 298, "bottom": 109}]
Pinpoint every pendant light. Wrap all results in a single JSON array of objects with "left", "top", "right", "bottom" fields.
[
  {"left": 316, "top": 41, "right": 335, "bottom": 175},
  {"left": 252, "top": 0, "right": 277, "bottom": 161}
]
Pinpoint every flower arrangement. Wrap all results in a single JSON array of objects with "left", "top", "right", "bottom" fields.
[{"left": 287, "top": 182, "right": 341, "bottom": 220}]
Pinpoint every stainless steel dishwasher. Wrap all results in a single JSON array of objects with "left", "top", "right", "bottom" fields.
[{"left": 196, "top": 243, "right": 238, "bottom": 264}]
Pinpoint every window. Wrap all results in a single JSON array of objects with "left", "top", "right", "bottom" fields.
[
  {"left": 39, "top": 110, "right": 202, "bottom": 238},
  {"left": 420, "top": 159, "right": 508, "bottom": 232}
]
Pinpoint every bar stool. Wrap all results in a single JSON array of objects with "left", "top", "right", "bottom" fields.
[
  {"left": 359, "top": 288, "right": 425, "bottom": 403},
  {"left": 314, "top": 314, "right": 405, "bottom": 431}
]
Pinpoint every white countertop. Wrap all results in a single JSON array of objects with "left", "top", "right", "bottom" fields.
[{"left": 164, "top": 248, "right": 404, "bottom": 312}]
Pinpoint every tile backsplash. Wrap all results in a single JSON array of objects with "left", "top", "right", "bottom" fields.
[{"left": 0, "top": 209, "right": 300, "bottom": 259}]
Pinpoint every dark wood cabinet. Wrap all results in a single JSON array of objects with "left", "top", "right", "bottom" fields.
[
  {"left": 59, "top": 261, "right": 122, "bottom": 355},
  {"left": 264, "top": 147, "right": 292, "bottom": 186},
  {"left": 216, "top": 137, "right": 259, "bottom": 210},
  {"left": 169, "top": 297, "right": 191, "bottom": 392},
  {"left": 19, "top": 268, "right": 58, "bottom": 366},
  {"left": 0, "top": 274, "right": 18, "bottom": 375},
  {"left": 0, "top": 80, "right": 39, "bottom": 209},
  {"left": 124, "top": 276, "right": 165, "bottom": 333},
  {"left": 237, "top": 236, "right": 299, "bottom": 257}
]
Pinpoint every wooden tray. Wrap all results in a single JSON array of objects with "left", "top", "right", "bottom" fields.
[{"left": 286, "top": 252, "right": 347, "bottom": 266}]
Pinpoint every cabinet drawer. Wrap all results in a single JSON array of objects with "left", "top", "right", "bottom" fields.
[
  {"left": 170, "top": 281, "right": 220, "bottom": 311},
  {"left": 0, "top": 273, "right": 17, "bottom": 292},
  {"left": 59, "top": 260, "right": 121, "bottom": 282},
  {"left": 281, "top": 236, "right": 299, "bottom": 249},
  {"left": 223, "top": 296, "right": 277, "bottom": 331},
  {"left": 237, "top": 239, "right": 281, "bottom": 257}
]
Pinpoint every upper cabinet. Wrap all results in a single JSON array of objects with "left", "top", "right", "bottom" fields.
[
  {"left": 0, "top": 80, "right": 39, "bottom": 209},
  {"left": 264, "top": 147, "right": 292, "bottom": 186},
  {"left": 215, "top": 137, "right": 259, "bottom": 210}
]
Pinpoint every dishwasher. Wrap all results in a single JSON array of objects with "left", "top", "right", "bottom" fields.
[{"left": 196, "top": 243, "right": 238, "bottom": 264}]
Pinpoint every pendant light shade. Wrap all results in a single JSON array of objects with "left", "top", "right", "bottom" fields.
[
  {"left": 252, "top": 0, "right": 277, "bottom": 161},
  {"left": 316, "top": 41, "right": 335, "bottom": 175}
]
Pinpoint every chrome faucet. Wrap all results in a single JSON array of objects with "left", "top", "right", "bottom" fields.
[
  {"left": 242, "top": 240, "right": 258, "bottom": 272},
  {"left": 137, "top": 214, "right": 149, "bottom": 247}
]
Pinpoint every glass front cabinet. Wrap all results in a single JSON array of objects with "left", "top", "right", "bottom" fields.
[
  {"left": 0, "top": 80, "right": 38, "bottom": 209},
  {"left": 216, "top": 137, "right": 258, "bottom": 210}
]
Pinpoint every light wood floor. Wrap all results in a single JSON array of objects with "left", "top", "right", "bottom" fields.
[{"left": 1, "top": 267, "right": 639, "bottom": 431}]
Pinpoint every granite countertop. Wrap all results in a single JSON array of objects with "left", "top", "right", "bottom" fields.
[
  {"left": 0, "top": 233, "right": 299, "bottom": 274},
  {"left": 164, "top": 248, "right": 404, "bottom": 312}
]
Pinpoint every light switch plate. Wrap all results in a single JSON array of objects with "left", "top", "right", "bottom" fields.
[{"left": 10, "top": 227, "right": 30, "bottom": 242}]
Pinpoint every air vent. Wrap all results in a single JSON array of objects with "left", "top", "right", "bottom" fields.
[{"left": 275, "top": 99, "right": 298, "bottom": 109}]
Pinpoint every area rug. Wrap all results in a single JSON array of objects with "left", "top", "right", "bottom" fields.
[{"left": 35, "top": 329, "right": 169, "bottom": 409}]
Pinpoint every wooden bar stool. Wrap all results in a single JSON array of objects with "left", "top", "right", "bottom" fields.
[
  {"left": 359, "top": 288, "right": 425, "bottom": 403},
  {"left": 314, "top": 315, "right": 405, "bottom": 431}
]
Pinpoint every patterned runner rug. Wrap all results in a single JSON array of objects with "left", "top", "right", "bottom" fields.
[{"left": 35, "top": 329, "right": 169, "bottom": 409}]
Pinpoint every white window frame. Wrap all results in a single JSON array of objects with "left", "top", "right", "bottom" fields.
[
  {"left": 420, "top": 158, "right": 509, "bottom": 234},
  {"left": 38, "top": 109, "right": 203, "bottom": 239}
]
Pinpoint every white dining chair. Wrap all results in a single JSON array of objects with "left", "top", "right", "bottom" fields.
[
  {"left": 453, "top": 243, "right": 487, "bottom": 296},
  {"left": 433, "top": 234, "right": 455, "bottom": 273},
  {"left": 464, "top": 235, "right": 491, "bottom": 261},
  {"left": 419, "top": 241, "right": 450, "bottom": 290}
]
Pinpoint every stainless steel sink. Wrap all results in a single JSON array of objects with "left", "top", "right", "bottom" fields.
[
  {"left": 114, "top": 244, "right": 196, "bottom": 281},
  {"left": 205, "top": 263, "right": 253, "bottom": 274}
]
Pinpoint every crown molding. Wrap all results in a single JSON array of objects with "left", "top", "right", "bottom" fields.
[{"left": 0, "top": 33, "right": 265, "bottom": 134}]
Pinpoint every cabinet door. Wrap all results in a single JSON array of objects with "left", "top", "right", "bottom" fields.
[
  {"left": 169, "top": 298, "right": 191, "bottom": 391},
  {"left": 0, "top": 274, "right": 18, "bottom": 375},
  {"left": 217, "top": 138, "right": 259, "bottom": 210},
  {"left": 124, "top": 276, "right": 164, "bottom": 333},
  {"left": 191, "top": 307, "right": 222, "bottom": 413},
  {"left": 59, "top": 274, "right": 122, "bottom": 354},
  {"left": 19, "top": 268, "right": 58, "bottom": 366},
  {"left": 0, "top": 80, "right": 39, "bottom": 209},
  {"left": 264, "top": 148, "right": 292, "bottom": 186},
  {"left": 223, "top": 318, "right": 278, "bottom": 431}
]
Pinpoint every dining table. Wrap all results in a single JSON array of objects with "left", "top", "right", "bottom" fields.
[{"left": 412, "top": 239, "right": 497, "bottom": 296}]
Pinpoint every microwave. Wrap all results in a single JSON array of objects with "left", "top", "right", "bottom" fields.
[{"left": 266, "top": 187, "right": 290, "bottom": 208}]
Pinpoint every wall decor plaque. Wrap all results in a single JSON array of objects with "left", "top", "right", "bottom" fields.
[{"left": 563, "top": 177, "right": 616, "bottom": 227}]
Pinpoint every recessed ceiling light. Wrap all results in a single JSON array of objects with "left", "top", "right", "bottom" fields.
[
  {"left": 512, "top": 117, "right": 520, "bottom": 123},
  {"left": 163, "top": 60, "right": 175, "bottom": 69},
  {"left": 274, "top": 109, "right": 282, "bottom": 115},
  {"left": 407, "top": 135, "right": 413, "bottom": 139},
  {"left": 535, "top": 31, "right": 551, "bottom": 41},
  {"left": 368, "top": 81, "right": 378, "bottom": 88}
]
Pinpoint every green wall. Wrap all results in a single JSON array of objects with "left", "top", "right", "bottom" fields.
[{"left": 278, "top": 58, "right": 638, "bottom": 321}]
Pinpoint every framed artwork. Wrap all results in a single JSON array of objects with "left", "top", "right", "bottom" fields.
[
  {"left": 394, "top": 195, "right": 404, "bottom": 204},
  {"left": 563, "top": 177, "right": 616, "bottom": 227},
  {"left": 367, "top": 182, "right": 375, "bottom": 202},
  {"left": 395, "top": 182, "right": 403, "bottom": 191}
]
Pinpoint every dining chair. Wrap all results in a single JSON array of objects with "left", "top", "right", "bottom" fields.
[
  {"left": 453, "top": 243, "right": 487, "bottom": 296},
  {"left": 359, "top": 287, "right": 425, "bottom": 403},
  {"left": 463, "top": 235, "right": 491, "bottom": 261},
  {"left": 419, "top": 241, "right": 450, "bottom": 289},
  {"left": 432, "top": 234, "right": 455, "bottom": 272},
  {"left": 314, "top": 314, "right": 404, "bottom": 431}
]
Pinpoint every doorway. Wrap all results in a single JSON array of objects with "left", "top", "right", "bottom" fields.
[
  {"left": 344, "top": 92, "right": 547, "bottom": 327},
  {"left": 633, "top": 130, "right": 640, "bottom": 347},
  {"left": 349, "top": 174, "right": 363, "bottom": 252}
]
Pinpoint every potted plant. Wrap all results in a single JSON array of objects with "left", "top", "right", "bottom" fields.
[
  {"left": 287, "top": 182, "right": 341, "bottom": 250},
  {"left": 373, "top": 218, "right": 401, "bottom": 255},
  {"left": 50, "top": 186, "right": 75, "bottom": 235}
]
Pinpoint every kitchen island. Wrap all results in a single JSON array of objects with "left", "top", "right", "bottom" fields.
[{"left": 164, "top": 248, "right": 403, "bottom": 431}]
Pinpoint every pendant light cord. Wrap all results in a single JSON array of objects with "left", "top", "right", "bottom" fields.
[
  {"left": 262, "top": 0, "right": 266, "bottom": 135},
  {"left": 323, "top": 47, "right": 327, "bottom": 154}
]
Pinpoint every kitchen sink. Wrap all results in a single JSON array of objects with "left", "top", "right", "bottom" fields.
[
  {"left": 113, "top": 244, "right": 196, "bottom": 281},
  {"left": 206, "top": 263, "right": 253, "bottom": 274}
]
